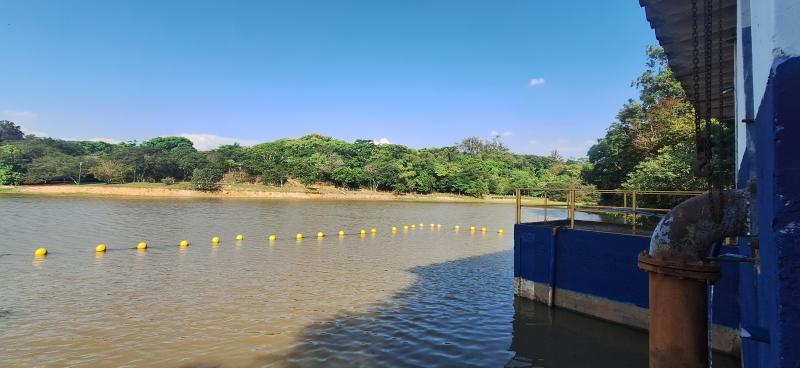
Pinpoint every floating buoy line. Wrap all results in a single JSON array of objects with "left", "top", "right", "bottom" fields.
[{"left": 30, "top": 224, "right": 507, "bottom": 257}]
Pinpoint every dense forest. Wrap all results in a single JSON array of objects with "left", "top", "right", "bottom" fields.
[
  {"left": 0, "top": 121, "right": 589, "bottom": 196},
  {"left": 0, "top": 46, "right": 725, "bottom": 197}
]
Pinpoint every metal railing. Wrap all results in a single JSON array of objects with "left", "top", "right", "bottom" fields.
[{"left": 514, "top": 188, "right": 704, "bottom": 234}]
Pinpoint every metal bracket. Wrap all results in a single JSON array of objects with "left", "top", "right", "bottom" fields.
[{"left": 706, "top": 253, "right": 756, "bottom": 263}]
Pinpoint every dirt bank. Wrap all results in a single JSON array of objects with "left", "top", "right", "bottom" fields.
[{"left": 5, "top": 184, "right": 523, "bottom": 204}]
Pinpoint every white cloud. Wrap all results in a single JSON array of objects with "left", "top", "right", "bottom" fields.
[
  {"left": 180, "top": 133, "right": 257, "bottom": 151},
  {"left": 373, "top": 137, "right": 391, "bottom": 145},
  {"left": 1, "top": 110, "right": 38, "bottom": 123},
  {"left": 529, "top": 77, "right": 546, "bottom": 87},
  {"left": 89, "top": 137, "right": 121, "bottom": 144}
]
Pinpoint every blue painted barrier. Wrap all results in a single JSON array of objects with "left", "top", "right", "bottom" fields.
[{"left": 514, "top": 221, "right": 740, "bottom": 330}]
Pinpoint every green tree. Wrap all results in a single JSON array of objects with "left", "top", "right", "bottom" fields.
[
  {"left": 90, "top": 160, "right": 129, "bottom": 183},
  {"left": 172, "top": 147, "right": 207, "bottom": 180},
  {"left": 140, "top": 136, "right": 195, "bottom": 152},
  {"left": 0, "top": 120, "right": 25, "bottom": 141},
  {"left": 24, "top": 153, "right": 86, "bottom": 184},
  {"left": 191, "top": 167, "right": 224, "bottom": 191},
  {"left": 584, "top": 45, "right": 701, "bottom": 192},
  {"left": 0, "top": 164, "right": 22, "bottom": 185}
]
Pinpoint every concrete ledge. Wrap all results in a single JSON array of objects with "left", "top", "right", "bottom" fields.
[{"left": 515, "top": 277, "right": 741, "bottom": 356}]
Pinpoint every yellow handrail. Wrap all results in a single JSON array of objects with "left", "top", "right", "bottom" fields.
[{"left": 514, "top": 188, "right": 704, "bottom": 233}]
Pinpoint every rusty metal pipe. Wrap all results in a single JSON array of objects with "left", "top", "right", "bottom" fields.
[
  {"left": 649, "top": 190, "right": 749, "bottom": 260},
  {"left": 639, "top": 190, "right": 749, "bottom": 367},
  {"left": 639, "top": 255, "right": 721, "bottom": 368}
]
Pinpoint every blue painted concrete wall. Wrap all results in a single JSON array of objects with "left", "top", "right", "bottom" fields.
[
  {"left": 514, "top": 222, "right": 741, "bottom": 328},
  {"left": 738, "top": 55, "right": 800, "bottom": 368}
]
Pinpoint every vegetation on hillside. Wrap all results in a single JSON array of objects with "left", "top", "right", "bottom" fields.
[
  {"left": 1, "top": 46, "right": 730, "bottom": 199},
  {"left": 0, "top": 120, "right": 588, "bottom": 196}
]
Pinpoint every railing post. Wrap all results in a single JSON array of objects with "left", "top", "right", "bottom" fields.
[
  {"left": 544, "top": 191, "right": 548, "bottom": 222},
  {"left": 515, "top": 188, "right": 522, "bottom": 224},
  {"left": 632, "top": 190, "right": 638, "bottom": 235},
  {"left": 569, "top": 190, "right": 575, "bottom": 229},
  {"left": 623, "top": 192, "right": 628, "bottom": 225}
]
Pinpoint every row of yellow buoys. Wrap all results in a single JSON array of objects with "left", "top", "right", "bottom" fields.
[{"left": 32, "top": 225, "right": 506, "bottom": 256}]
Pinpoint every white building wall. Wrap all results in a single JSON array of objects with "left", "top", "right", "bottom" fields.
[{"left": 735, "top": 0, "right": 800, "bottom": 174}]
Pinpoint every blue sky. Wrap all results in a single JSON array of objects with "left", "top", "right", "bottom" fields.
[{"left": 0, "top": 0, "right": 656, "bottom": 157}]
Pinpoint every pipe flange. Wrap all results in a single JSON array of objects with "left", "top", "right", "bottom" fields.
[{"left": 638, "top": 251, "right": 721, "bottom": 282}]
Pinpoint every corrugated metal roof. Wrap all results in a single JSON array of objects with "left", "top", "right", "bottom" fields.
[{"left": 639, "top": 0, "right": 737, "bottom": 120}]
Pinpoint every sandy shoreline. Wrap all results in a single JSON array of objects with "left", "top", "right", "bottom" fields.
[{"left": 1, "top": 184, "right": 520, "bottom": 204}]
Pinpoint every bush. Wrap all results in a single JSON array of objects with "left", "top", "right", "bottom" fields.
[
  {"left": 161, "top": 177, "right": 176, "bottom": 185},
  {"left": 0, "top": 164, "right": 22, "bottom": 185},
  {"left": 191, "top": 167, "right": 223, "bottom": 191},
  {"left": 90, "top": 160, "right": 129, "bottom": 184}
]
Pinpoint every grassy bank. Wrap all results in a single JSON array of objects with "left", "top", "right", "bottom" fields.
[
  {"left": 3, "top": 182, "right": 556, "bottom": 205},
  {"left": 0, "top": 185, "right": 18, "bottom": 193}
]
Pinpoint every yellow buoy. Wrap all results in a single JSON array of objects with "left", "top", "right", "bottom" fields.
[
  {"left": 211, "top": 236, "right": 221, "bottom": 244},
  {"left": 481, "top": 227, "right": 487, "bottom": 233},
  {"left": 469, "top": 226, "right": 476, "bottom": 231},
  {"left": 437, "top": 224, "right": 442, "bottom": 228},
  {"left": 179, "top": 240, "right": 189, "bottom": 247},
  {"left": 430, "top": 223, "right": 435, "bottom": 228},
  {"left": 268, "top": 234, "right": 277, "bottom": 241},
  {"left": 403, "top": 225, "right": 409, "bottom": 231},
  {"left": 34, "top": 247, "right": 48, "bottom": 256},
  {"left": 96, "top": 244, "right": 107, "bottom": 252},
  {"left": 317, "top": 231, "right": 325, "bottom": 238},
  {"left": 392, "top": 226, "right": 398, "bottom": 232},
  {"left": 371, "top": 228, "right": 377, "bottom": 234},
  {"left": 235, "top": 234, "right": 244, "bottom": 241},
  {"left": 296, "top": 233, "right": 304, "bottom": 240},
  {"left": 498, "top": 228, "right": 505, "bottom": 234},
  {"left": 419, "top": 223, "right": 424, "bottom": 228},
  {"left": 360, "top": 229, "right": 366, "bottom": 235},
  {"left": 339, "top": 230, "right": 345, "bottom": 237},
  {"left": 411, "top": 225, "right": 416, "bottom": 229},
  {"left": 455, "top": 225, "right": 461, "bottom": 230},
  {"left": 137, "top": 242, "right": 148, "bottom": 250}
]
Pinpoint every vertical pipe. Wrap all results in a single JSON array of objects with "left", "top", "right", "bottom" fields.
[
  {"left": 515, "top": 189, "right": 522, "bottom": 224},
  {"left": 638, "top": 254, "right": 720, "bottom": 368},
  {"left": 547, "top": 227, "right": 559, "bottom": 307}
]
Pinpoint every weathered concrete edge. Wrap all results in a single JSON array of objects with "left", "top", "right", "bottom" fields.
[{"left": 514, "top": 277, "right": 741, "bottom": 356}]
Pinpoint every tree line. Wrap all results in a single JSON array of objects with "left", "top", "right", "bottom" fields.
[
  {"left": 2, "top": 46, "right": 728, "bottom": 200},
  {"left": 0, "top": 121, "right": 588, "bottom": 196}
]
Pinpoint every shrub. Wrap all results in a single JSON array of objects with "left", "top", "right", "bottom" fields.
[
  {"left": 191, "top": 167, "right": 224, "bottom": 191},
  {"left": 0, "top": 164, "right": 22, "bottom": 185},
  {"left": 161, "top": 177, "right": 176, "bottom": 186},
  {"left": 90, "top": 160, "right": 129, "bottom": 184}
]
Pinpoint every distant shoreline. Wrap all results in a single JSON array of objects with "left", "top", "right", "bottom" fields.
[{"left": 0, "top": 183, "right": 531, "bottom": 204}]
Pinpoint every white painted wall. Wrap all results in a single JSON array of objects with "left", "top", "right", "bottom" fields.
[{"left": 735, "top": 0, "right": 800, "bottom": 175}]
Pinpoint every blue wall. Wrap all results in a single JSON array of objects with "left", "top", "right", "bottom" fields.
[
  {"left": 515, "top": 222, "right": 741, "bottom": 328},
  {"left": 738, "top": 55, "right": 800, "bottom": 368}
]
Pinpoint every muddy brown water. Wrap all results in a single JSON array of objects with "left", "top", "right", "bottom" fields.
[{"left": 0, "top": 195, "right": 739, "bottom": 367}]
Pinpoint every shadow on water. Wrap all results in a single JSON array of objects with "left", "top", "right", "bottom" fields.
[{"left": 246, "top": 249, "right": 740, "bottom": 368}]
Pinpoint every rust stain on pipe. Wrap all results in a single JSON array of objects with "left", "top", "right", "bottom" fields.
[{"left": 639, "top": 253, "right": 721, "bottom": 368}]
